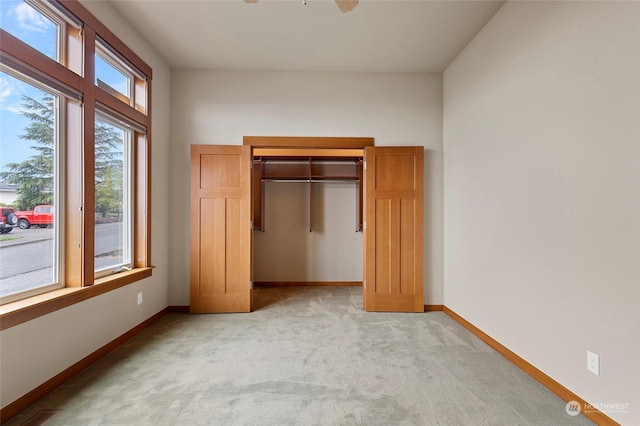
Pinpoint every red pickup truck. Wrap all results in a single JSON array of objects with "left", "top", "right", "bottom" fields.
[{"left": 15, "top": 205, "right": 54, "bottom": 229}]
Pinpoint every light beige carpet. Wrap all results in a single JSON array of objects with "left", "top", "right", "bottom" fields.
[{"left": 8, "top": 286, "right": 593, "bottom": 425}]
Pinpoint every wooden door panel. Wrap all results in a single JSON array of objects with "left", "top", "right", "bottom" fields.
[
  {"left": 198, "top": 198, "right": 244, "bottom": 296},
  {"left": 364, "top": 147, "right": 423, "bottom": 312},
  {"left": 191, "top": 145, "right": 251, "bottom": 313},
  {"left": 201, "top": 154, "right": 242, "bottom": 189},
  {"left": 199, "top": 198, "right": 224, "bottom": 295},
  {"left": 374, "top": 155, "right": 416, "bottom": 190},
  {"left": 400, "top": 198, "right": 417, "bottom": 294},
  {"left": 374, "top": 198, "right": 392, "bottom": 294}
]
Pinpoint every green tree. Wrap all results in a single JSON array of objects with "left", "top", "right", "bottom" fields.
[
  {"left": 95, "top": 157, "right": 123, "bottom": 217},
  {"left": 0, "top": 96, "right": 54, "bottom": 210},
  {"left": 94, "top": 118, "right": 124, "bottom": 218},
  {"left": 0, "top": 96, "right": 124, "bottom": 212}
]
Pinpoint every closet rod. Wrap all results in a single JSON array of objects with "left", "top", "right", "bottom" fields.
[{"left": 261, "top": 179, "right": 358, "bottom": 183}]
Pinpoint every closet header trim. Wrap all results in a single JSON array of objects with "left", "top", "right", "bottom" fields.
[
  {"left": 253, "top": 148, "right": 363, "bottom": 158},
  {"left": 244, "top": 136, "right": 374, "bottom": 149}
]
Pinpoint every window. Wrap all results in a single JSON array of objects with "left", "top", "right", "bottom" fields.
[
  {"left": 0, "top": 0, "right": 152, "bottom": 319},
  {"left": 0, "top": 69, "right": 62, "bottom": 302},
  {"left": 0, "top": 0, "right": 59, "bottom": 61},
  {"left": 94, "top": 116, "right": 132, "bottom": 277},
  {"left": 95, "top": 44, "right": 132, "bottom": 104}
]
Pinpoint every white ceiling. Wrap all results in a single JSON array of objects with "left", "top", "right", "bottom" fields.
[{"left": 109, "top": 0, "right": 505, "bottom": 72}]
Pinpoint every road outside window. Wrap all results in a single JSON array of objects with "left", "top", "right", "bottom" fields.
[
  {"left": 94, "top": 117, "right": 132, "bottom": 277},
  {"left": 0, "top": 71, "right": 60, "bottom": 300}
]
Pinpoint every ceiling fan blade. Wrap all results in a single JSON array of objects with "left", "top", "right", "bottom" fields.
[
  {"left": 244, "top": 0, "right": 259, "bottom": 3},
  {"left": 335, "top": 0, "right": 358, "bottom": 13}
]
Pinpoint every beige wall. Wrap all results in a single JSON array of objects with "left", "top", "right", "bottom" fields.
[
  {"left": 169, "top": 70, "right": 443, "bottom": 304},
  {"left": 443, "top": 1, "right": 640, "bottom": 424},
  {"left": 254, "top": 182, "right": 363, "bottom": 282},
  {"left": 0, "top": 1, "right": 172, "bottom": 410}
]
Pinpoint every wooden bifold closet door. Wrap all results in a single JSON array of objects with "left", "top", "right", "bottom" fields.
[
  {"left": 190, "top": 145, "right": 252, "bottom": 313},
  {"left": 190, "top": 143, "right": 424, "bottom": 313},
  {"left": 363, "top": 146, "right": 424, "bottom": 312}
]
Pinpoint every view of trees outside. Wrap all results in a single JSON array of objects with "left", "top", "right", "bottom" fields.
[
  {"left": 94, "top": 120, "right": 126, "bottom": 220},
  {"left": 1, "top": 0, "right": 58, "bottom": 211},
  {"left": 94, "top": 119, "right": 127, "bottom": 273},
  {"left": 0, "top": 73, "right": 58, "bottom": 298},
  {"left": 0, "top": 87, "right": 125, "bottom": 215},
  {"left": 0, "top": 94, "right": 55, "bottom": 211}
]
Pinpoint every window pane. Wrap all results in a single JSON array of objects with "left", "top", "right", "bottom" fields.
[
  {"left": 95, "top": 52, "right": 130, "bottom": 101},
  {"left": 0, "top": 0, "right": 58, "bottom": 61},
  {"left": 0, "top": 71, "right": 59, "bottom": 300},
  {"left": 94, "top": 118, "right": 131, "bottom": 275}
]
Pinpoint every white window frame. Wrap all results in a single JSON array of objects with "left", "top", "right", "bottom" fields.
[
  {"left": 0, "top": 66, "right": 65, "bottom": 304},
  {"left": 93, "top": 112, "right": 134, "bottom": 279},
  {"left": 95, "top": 42, "right": 135, "bottom": 106}
]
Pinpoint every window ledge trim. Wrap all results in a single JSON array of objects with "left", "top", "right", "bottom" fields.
[{"left": 0, "top": 267, "right": 152, "bottom": 331}]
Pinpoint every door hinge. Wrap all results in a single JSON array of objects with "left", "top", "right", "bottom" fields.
[{"left": 363, "top": 161, "right": 367, "bottom": 170}]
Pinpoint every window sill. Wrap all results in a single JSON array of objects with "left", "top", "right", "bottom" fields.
[{"left": 0, "top": 267, "right": 153, "bottom": 331}]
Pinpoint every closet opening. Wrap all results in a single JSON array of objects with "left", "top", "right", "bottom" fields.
[
  {"left": 252, "top": 173, "right": 364, "bottom": 290},
  {"left": 250, "top": 144, "right": 367, "bottom": 293},
  {"left": 190, "top": 137, "right": 424, "bottom": 313}
]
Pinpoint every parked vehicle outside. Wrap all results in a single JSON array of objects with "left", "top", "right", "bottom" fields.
[
  {"left": 15, "top": 205, "right": 54, "bottom": 229},
  {"left": 0, "top": 207, "right": 18, "bottom": 233}
]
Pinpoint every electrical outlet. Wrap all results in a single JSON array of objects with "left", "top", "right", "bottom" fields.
[
  {"left": 587, "top": 351, "right": 599, "bottom": 375},
  {"left": 137, "top": 292, "right": 143, "bottom": 306}
]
